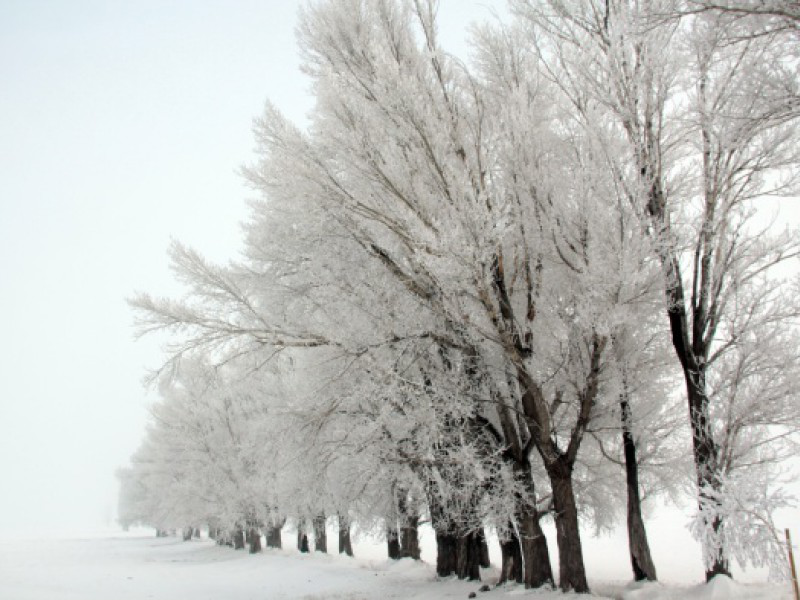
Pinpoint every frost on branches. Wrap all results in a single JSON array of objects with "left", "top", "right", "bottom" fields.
[{"left": 123, "top": 0, "right": 799, "bottom": 595}]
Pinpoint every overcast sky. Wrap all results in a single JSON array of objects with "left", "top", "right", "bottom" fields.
[
  {"left": 0, "top": 0, "right": 796, "bottom": 585},
  {"left": 0, "top": 0, "right": 502, "bottom": 538}
]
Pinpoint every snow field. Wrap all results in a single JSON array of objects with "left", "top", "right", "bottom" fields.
[{"left": 0, "top": 533, "right": 793, "bottom": 600}]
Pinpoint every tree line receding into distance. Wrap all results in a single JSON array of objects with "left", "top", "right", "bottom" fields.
[{"left": 118, "top": 0, "right": 800, "bottom": 593}]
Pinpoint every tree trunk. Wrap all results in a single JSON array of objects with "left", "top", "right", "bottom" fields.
[
  {"left": 455, "top": 530, "right": 482, "bottom": 581},
  {"left": 182, "top": 527, "right": 192, "bottom": 541},
  {"left": 435, "top": 530, "right": 458, "bottom": 577},
  {"left": 233, "top": 528, "right": 245, "bottom": 550},
  {"left": 518, "top": 507, "right": 554, "bottom": 588},
  {"left": 338, "top": 514, "right": 353, "bottom": 557},
  {"left": 478, "top": 528, "right": 490, "bottom": 568},
  {"left": 248, "top": 526, "right": 262, "bottom": 554},
  {"left": 498, "top": 525, "right": 523, "bottom": 585},
  {"left": 387, "top": 525, "right": 401, "bottom": 560},
  {"left": 400, "top": 515, "right": 420, "bottom": 560},
  {"left": 193, "top": 527, "right": 201, "bottom": 539},
  {"left": 686, "top": 371, "right": 730, "bottom": 581},
  {"left": 549, "top": 467, "right": 589, "bottom": 593},
  {"left": 313, "top": 515, "right": 327, "bottom": 553},
  {"left": 266, "top": 521, "right": 283, "bottom": 549},
  {"left": 297, "top": 520, "right": 309, "bottom": 553},
  {"left": 621, "top": 393, "right": 657, "bottom": 581},
  {"left": 397, "top": 492, "right": 420, "bottom": 559}
]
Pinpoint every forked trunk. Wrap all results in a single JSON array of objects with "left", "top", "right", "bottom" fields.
[
  {"left": 337, "top": 514, "right": 353, "bottom": 557},
  {"left": 549, "top": 468, "right": 589, "bottom": 593},
  {"left": 313, "top": 515, "right": 327, "bottom": 553}
]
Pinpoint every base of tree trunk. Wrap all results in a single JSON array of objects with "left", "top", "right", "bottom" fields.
[
  {"left": 387, "top": 526, "right": 401, "bottom": 560},
  {"left": 435, "top": 531, "right": 458, "bottom": 577},
  {"left": 400, "top": 517, "right": 420, "bottom": 560},
  {"left": 498, "top": 525, "right": 523, "bottom": 585},
  {"left": 248, "top": 527, "right": 262, "bottom": 553},
  {"left": 518, "top": 511, "right": 554, "bottom": 588},
  {"left": 313, "top": 515, "right": 327, "bottom": 553},
  {"left": 266, "top": 523, "right": 283, "bottom": 549},
  {"left": 551, "top": 472, "right": 589, "bottom": 593},
  {"left": 338, "top": 514, "right": 354, "bottom": 557},
  {"left": 233, "top": 528, "right": 245, "bottom": 550},
  {"left": 455, "top": 530, "right": 482, "bottom": 581}
]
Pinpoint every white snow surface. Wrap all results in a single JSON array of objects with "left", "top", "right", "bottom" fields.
[{"left": 0, "top": 533, "right": 793, "bottom": 600}]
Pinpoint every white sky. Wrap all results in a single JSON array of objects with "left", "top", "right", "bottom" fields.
[
  {"left": 0, "top": 0, "right": 796, "bottom": 585},
  {"left": 0, "top": 0, "right": 502, "bottom": 538}
]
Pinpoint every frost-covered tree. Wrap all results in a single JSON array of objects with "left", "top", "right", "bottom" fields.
[{"left": 511, "top": 0, "right": 800, "bottom": 580}]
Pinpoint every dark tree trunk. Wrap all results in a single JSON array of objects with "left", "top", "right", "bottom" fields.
[
  {"left": 156, "top": 529, "right": 168, "bottom": 538},
  {"left": 182, "top": 527, "right": 192, "bottom": 541},
  {"left": 621, "top": 393, "right": 658, "bottom": 581},
  {"left": 266, "top": 520, "right": 283, "bottom": 549},
  {"left": 499, "top": 526, "right": 523, "bottom": 585},
  {"left": 297, "top": 520, "right": 309, "bottom": 553},
  {"left": 518, "top": 508, "right": 554, "bottom": 588},
  {"left": 233, "top": 528, "right": 245, "bottom": 550},
  {"left": 549, "top": 467, "right": 589, "bottom": 593},
  {"left": 337, "top": 514, "right": 353, "bottom": 557},
  {"left": 397, "top": 492, "right": 420, "bottom": 559},
  {"left": 313, "top": 515, "right": 327, "bottom": 553},
  {"left": 400, "top": 515, "right": 420, "bottom": 559},
  {"left": 478, "top": 528, "right": 491, "bottom": 568},
  {"left": 387, "top": 525, "right": 401, "bottom": 560},
  {"left": 435, "top": 530, "right": 458, "bottom": 577},
  {"left": 455, "top": 530, "right": 482, "bottom": 581},
  {"left": 248, "top": 527, "right": 262, "bottom": 554},
  {"left": 643, "top": 172, "right": 731, "bottom": 582},
  {"left": 193, "top": 528, "right": 200, "bottom": 538}
]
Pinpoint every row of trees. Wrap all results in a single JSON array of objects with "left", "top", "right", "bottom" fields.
[{"left": 120, "top": 0, "right": 800, "bottom": 593}]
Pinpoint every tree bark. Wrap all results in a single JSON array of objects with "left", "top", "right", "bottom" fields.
[
  {"left": 387, "top": 524, "right": 401, "bottom": 560},
  {"left": 248, "top": 526, "right": 262, "bottom": 554},
  {"left": 549, "top": 466, "right": 589, "bottom": 593},
  {"left": 182, "top": 527, "right": 192, "bottom": 541},
  {"left": 517, "top": 507, "right": 554, "bottom": 588},
  {"left": 435, "top": 530, "right": 458, "bottom": 577},
  {"left": 233, "top": 528, "right": 245, "bottom": 550},
  {"left": 265, "top": 518, "right": 284, "bottom": 549},
  {"left": 455, "top": 530, "right": 483, "bottom": 581},
  {"left": 313, "top": 515, "right": 327, "bottom": 553},
  {"left": 337, "top": 513, "right": 354, "bottom": 556},
  {"left": 297, "top": 520, "right": 309, "bottom": 553},
  {"left": 400, "top": 516, "right": 420, "bottom": 559},
  {"left": 478, "top": 528, "right": 490, "bottom": 568},
  {"left": 621, "top": 393, "right": 658, "bottom": 581},
  {"left": 498, "top": 526, "right": 523, "bottom": 585}
]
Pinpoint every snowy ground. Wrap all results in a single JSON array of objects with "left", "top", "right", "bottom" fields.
[{"left": 0, "top": 532, "right": 794, "bottom": 600}]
